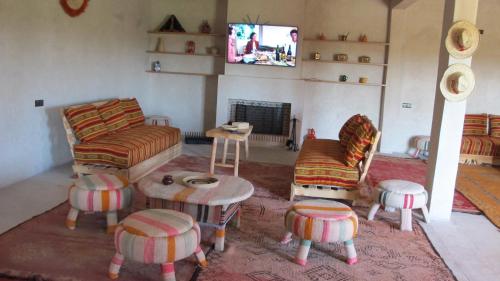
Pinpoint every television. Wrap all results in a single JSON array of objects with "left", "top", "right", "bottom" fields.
[{"left": 227, "top": 23, "right": 298, "bottom": 67}]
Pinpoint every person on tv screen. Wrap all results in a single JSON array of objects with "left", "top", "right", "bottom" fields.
[
  {"left": 289, "top": 29, "right": 298, "bottom": 57},
  {"left": 227, "top": 26, "right": 242, "bottom": 63},
  {"left": 244, "top": 32, "right": 259, "bottom": 54}
]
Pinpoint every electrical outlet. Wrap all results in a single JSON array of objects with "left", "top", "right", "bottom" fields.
[
  {"left": 35, "top": 99, "right": 44, "bottom": 107},
  {"left": 402, "top": 102, "right": 412, "bottom": 109}
]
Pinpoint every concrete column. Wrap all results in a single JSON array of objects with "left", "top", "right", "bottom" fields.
[{"left": 425, "top": 0, "right": 479, "bottom": 220}]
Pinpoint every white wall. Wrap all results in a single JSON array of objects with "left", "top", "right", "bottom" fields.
[{"left": 0, "top": 0, "right": 149, "bottom": 189}]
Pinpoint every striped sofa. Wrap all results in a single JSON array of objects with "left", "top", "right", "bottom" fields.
[
  {"left": 291, "top": 115, "right": 381, "bottom": 202},
  {"left": 62, "top": 98, "right": 182, "bottom": 183},
  {"left": 460, "top": 114, "right": 500, "bottom": 165}
]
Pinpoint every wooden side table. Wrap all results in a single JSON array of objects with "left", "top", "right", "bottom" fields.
[{"left": 206, "top": 126, "right": 253, "bottom": 177}]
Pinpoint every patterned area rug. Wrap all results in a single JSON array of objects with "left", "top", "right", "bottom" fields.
[
  {"left": 0, "top": 155, "right": 455, "bottom": 281},
  {"left": 456, "top": 165, "right": 500, "bottom": 227},
  {"left": 367, "top": 155, "right": 480, "bottom": 214}
]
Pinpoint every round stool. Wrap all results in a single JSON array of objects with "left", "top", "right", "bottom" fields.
[
  {"left": 66, "top": 174, "right": 132, "bottom": 234},
  {"left": 368, "top": 179, "right": 430, "bottom": 231},
  {"left": 281, "top": 200, "right": 359, "bottom": 266},
  {"left": 108, "top": 209, "right": 207, "bottom": 281}
]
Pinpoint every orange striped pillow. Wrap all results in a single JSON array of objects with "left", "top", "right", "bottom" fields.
[
  {"left": 490, "top": 115, "right": 500, "bottom": 138},
  {"left": 120, "top": 98, "right": 145, "bottom": 128},
  {"left": 463, "top": 114, "right": 488, "bottom": 136},
  {"left": 345, "top": 118, "right": 374, "bottom": 167},
  {"left": 65, "top": 104, "right": 109, "bottom": 143},
  {"left": 339, "top": 114, "right": 364, "bottom": 147},
  {"left": 97, "top": 99, "right": 130, "bottom": 133}
]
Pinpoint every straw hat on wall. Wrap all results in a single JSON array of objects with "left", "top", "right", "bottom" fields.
[
  {"left": 440, "top": 64, "right": 475, "bottom": 102},
  {"left": 445, "top": 20, "right": 480, "bottom": 59}
]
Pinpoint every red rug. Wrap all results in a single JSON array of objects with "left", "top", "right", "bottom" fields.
[
  {"left": 0, "top": 155, "right": 455, "bottom": 281},
  {"left": 367, "top": 155, "right": 480, "bottom": 214}
]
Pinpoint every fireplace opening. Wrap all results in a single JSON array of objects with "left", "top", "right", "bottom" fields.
[{"left": 229, "top": 99, "right": 291, "bottom": 136}]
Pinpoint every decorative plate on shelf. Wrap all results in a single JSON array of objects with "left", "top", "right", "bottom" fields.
[{"left": 182, "top": 175, "right": 219, "bottom": 189}]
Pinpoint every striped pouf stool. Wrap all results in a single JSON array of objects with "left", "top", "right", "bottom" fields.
[
  {"left": 108, "top": 209, "right": 207, "bottom": 281},
  {"left": 66, "top": 174, "right": 132, "bottom": 234},
  {"left": 368, "top": 179, "right": 430, "bottom": 231},
  {"left": 281, "top": 200, "right": 359, "bottom": 266}
]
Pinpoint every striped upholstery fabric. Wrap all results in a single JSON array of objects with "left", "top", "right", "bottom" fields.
[
  {"left": 345, "top": 118, "right": 375, "bottom": 167},
  {"left": 65, "top": 104, "right": 109, "bottom": 143},
  {"left": 120, "top": 98, "right": 145, "bottom": 128},
  {"left": 375, "top": 180, "right": 427, "bottom": 209},
  {"left": 122, "top": 209, "right": 193, "bottom": 238},
  {"left": 294, "top": 139, "right": 359, "bottom": 188},
  {"left": 293, "top": 200, "right": 353, "bottom": 220},
  {"left": 285, "top": 200, "right": 358, "bottom": 242},
  {"left": 490, "top": 115, "right": 500, "bottom": 138},
  {"left": 73, "top": 125, "right": 181, "bottom": 168},
  {"left": 75, "top": 174, "right": 128, "bottom": 191},
  {"left": 68, "top": 183, "right": 132, "bottom": 212},
  {"left": 463, "top": 114, "right": 488, "bottom": 136},
  {"left": 149, "top": 199, "right": 241, "bottom": 226},
  {"left": 97, "top": 99, "right": 130, "bottom": 133},
  {"left": 338, "top": 114, "right": 364, "bottom": 147},
  {"left": 461, "top": 136, "right": 500, "bottom": 156}
]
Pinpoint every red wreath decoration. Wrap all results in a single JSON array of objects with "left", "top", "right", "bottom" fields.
[{"left": 60, "top": 0, "right": 89, "bottom": 17}]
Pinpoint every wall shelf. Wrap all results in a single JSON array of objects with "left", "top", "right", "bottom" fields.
[
  {"left": 147, "top": 50, "right": 224, "bottom": 57},
  {"left": 303, "top": 38, "right": 389, "bottom": 46},
  {"left": 148, "top": 31, "right": 225, "bottom": 37},
  {"left": 146, "top": 70, "right": 218, "bottom": 77},
  {"left": 303, "top": 78, "right": 386, "bottom": 87},
  {"left": 303, "top": 59, "right": 387, "bottom": 67}
]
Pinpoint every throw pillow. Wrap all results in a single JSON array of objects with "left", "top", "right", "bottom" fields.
[
  {"left": 97, "top": 99, "right": 130, "bottom": 133},
  {"left": 490, "top": 115, "right": 500, "bottom": 138},
  {"left": 463, "top": 114, "right": 488, "bottom": 136},
  {"left": 345, "top": 118, "right": 374, "bottom": 167},
  {"left": 339, "top": 114, "right": 364, "bottom": 147},
  {"left": 120, "top": 98, "right": 145, "bottom": 128},
  {"left": 65, "top": 104, "right": 109, "bottom": 143}
]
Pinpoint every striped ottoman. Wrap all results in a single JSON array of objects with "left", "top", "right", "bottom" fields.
[
  {"left": 281, "top": 200, "right": 359, "bottom": 266},
  {"left": 368, "top": 180, "right": 430, "bottom": 231},
  {"left": 66, "top": 174, "right": 132, "bottom": 234},
  {"left": 108, "top": 209, "right": 207, "bottom": 281}
]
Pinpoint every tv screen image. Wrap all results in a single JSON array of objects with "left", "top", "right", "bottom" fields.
[{"left": 227, "top": 23, "right": 298, "bottom": 67}]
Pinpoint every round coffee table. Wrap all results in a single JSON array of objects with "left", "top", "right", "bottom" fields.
[{"left": 138, "top": 170, "right": 254, "bottom": 251}]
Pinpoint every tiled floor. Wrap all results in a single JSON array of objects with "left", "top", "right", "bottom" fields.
[{"left": 0, "top": 144, "right": 498, "bottom": 281}]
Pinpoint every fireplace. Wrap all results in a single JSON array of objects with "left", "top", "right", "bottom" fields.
[{"left": 229, "top": 99, "right": 291, "bottom": 136}]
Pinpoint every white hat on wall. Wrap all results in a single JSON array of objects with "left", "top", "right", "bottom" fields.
[
  {"left": 440, "top": 64, "right": 475, "bottom": 102},
  {"left": 445, "top": 20, "right": 480, "bottom": 59}
]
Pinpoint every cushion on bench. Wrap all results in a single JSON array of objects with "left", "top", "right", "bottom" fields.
[
  {"left": 490, "top": 115, "right": 500, "bottom": 138},
  {"left": 463, "top": 114, "right": 488, "bottom": 136},
  {"left": 461, "top": 136, "right": 500, "bottom": 157},
  {"left": 294, "top": 139, "right": 359, "bottom": 189},
  {"left": 65, "top": 104, "right": 109, "bottom": 143},
  {"left": 73, "top": 125, "right": 181, "bottom": 168}
]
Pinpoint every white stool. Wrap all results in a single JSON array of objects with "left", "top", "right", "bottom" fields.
[{"left": 368, "top": 180, "right": 430, "bottom": 231}]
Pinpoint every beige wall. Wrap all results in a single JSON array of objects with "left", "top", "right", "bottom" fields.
[{"left": 0, "top": 0, "right": 149, "bottom": 188}]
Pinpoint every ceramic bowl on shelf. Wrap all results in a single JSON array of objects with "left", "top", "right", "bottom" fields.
[
  {"left": 182, "top": 175, "right": 219, "bottom": 189},
  {"left": 334, "top": 53, "right": 348, "bottom": 62}
]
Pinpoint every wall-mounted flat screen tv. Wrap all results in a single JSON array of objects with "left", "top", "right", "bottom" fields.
[{"left": 227, "top": 23, "right": 298, "bottom": 67}]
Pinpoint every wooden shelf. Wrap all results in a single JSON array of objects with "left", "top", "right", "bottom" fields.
[
  {"left": 303, "top": 78, "right": 386, "bottom": 87},
  {"left": 148, "top": 31, "right": 225, "bottom": 37},
  {"left": 303, "top": 59, "right": 387, "bottom": 67},
  {"left": 303, "top": 38, "right": 389, "bottom": 46},
  {"left": 146, "top": 70, "right": 218, "bottom": 76},
  {"left": 147, "top": 50, "right": 224, "bottom": 57}
]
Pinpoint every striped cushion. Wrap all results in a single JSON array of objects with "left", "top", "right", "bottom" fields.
[
  {"left": 294, "top": 139, "right": 359, "bottom": 188},
  {"left": 293, "top": 200, "right": 354, "bottom": 220},
  {"left": 345, "top": 118, "right": 375, "bottom": 167},
  {"left": 463, "top": 114, "right": 488, "bottom": 136},
  {"left": 68, "top": 184, "right": 132, "bottom": 212},
  {"left": 65, "top": 104, "right": 109, "bottom": 143},
  {"left": 122, "top": 209, "right": 193, "bottom": 238},
  {"left": 97, "top": 99, "right": 130, "bottom": 133},
  {"left": 490, "top": 115, "right": 500, "bottom": 138},
  {"left": 339, "top": 114, "right": 364, "bottom": 147},
  {"left": 120, "top": 98, "right": 145, "bottom": 128},
  {"left": 73, "top": 125, "right": 181, "bottom": 168},
  {"left": 75, "top": 174, "right": 128, "bottom": 191},
  {"left": 114, "top": 222, "right": 201, "bottom": 264},
  {"left": 285, "top": 201, "right": 358, "bottom": 243},
  {"left": 376, "top": 181, "right": 428, "bottom": 209},
  {"left": 461, "top": 136, "right": 500, "bottom": 156}
]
